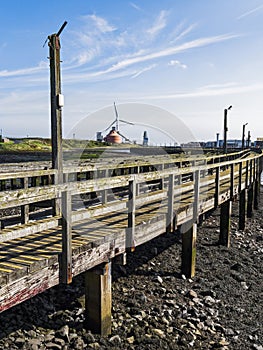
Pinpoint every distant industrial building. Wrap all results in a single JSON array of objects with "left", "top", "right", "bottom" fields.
[{"left": 104, "top": 127, "right": 122, "bottom": 144}]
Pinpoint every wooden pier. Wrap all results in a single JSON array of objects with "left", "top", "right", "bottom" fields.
[{"left": 0, "top": 149, "right": 262, "bottom": 335}]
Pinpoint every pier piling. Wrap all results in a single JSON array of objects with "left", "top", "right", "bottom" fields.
[
  {"left": 181, "top": 222, "right": 197, "bottom": 278},
  {"left": 84, "top": 261, "right": 112, "bottom": 336},
  {"left": 219, "top": 200, "right": 232, "bottom": 247}
]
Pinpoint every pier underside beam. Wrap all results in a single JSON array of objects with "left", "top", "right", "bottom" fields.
[{"left": 84, "top": 261, "right": 112, "bottom": 336}]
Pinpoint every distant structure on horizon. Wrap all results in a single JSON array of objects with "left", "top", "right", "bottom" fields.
[
  {"left": 143, "top": 131, "right": 148, "bottom": 146},
  {"left": 96, "top": 103, "right": 151, "bottom": 145},
  {"left": 104, "top": 127, "right": 122, "bottom": 144}
]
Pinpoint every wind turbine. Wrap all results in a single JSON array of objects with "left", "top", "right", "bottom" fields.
[{"left": 102, "top": 103, "right": 134, "bottom": 142}]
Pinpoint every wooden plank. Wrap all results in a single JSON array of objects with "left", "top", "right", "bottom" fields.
[{"left": 0, "top": 260, "right": 59, "bottom": 312}]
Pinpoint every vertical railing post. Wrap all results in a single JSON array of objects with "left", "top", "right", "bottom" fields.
[
  {"left": 167, "top": 173, "right": 175, "bottom": 232},
  {"left": 126, "top": 178, "right": 136, "bottom": 251},
  {"left": 61, "top": 190, "right": 72, "bottom": 284},
  {"left": 239, "top": 189, "right": 247, "bottom": 231},
  {"left": 238, "top": 162, "right": 243, "bottom": 192},
  {"left": 21, "top": 177, "right": 29, "bottom": 224},
  {"left": 254, "top": 158, "right": 260, "bottom": 210},
  {"left": 193, "top": 170, "right": 200, "bottom": 223},
  {"left": 247, "top": 183, "right": 254, "bottom": 218},
  {"left": 249, "top": 159, "right": 253, "bottom": 186},
  {"left": 159, "top": 163, "right": 164, "bottom": 190},
  {"left": 245, "top": 160, "right": 249, "bottom": 189},
  {"left": 230, "top": 163, "right": 234, "bottom": 200},
  {"left": 215, "top": 166, "right": 220, "bottom": 208},
  {"left": 101, "top": 169, "right": 108, "bottom": 204}
]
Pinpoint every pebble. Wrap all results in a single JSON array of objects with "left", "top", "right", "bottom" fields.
[
  {"left": 188, "top": 289, "right": 198, "bottom": 299},
  {"left": 152, "top": 328, "right": 165, "bottom": 338},
  {"left": 253, "top": 345, "right": 263, "bottom": 350},
  {"left": 127, "top": 336, "right": 135, "bottom": 344}
]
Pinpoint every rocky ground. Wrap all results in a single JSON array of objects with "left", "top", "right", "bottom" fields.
[{"left": 0, "top": 190, "right": 262, "bottom": 350}]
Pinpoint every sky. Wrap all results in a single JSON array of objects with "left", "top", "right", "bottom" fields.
[{"left": 0, "top": 0, "right": 263, "bottom": 145}]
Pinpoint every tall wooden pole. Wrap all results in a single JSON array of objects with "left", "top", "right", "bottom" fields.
[{"left": 48, "top": 22, "right": 67, "bottom": 185}]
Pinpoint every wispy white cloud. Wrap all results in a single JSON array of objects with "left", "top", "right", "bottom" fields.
[
  {"left": 147, "top": 10, "right": 168, "bottom": 36},
  {"left": 237, "top": 4, "right": 263, "bottom": 20},
  {"left": 130, "top": 2, "right": 141, "bottom": 11},
  {"left": 0, "top": 61, "right": 48, "bottom": 78},
  {"left": 140, "top": 83, "right": 263, "bottom": 100},
  {"left": 168, "top": 59, "right": 187, "bottom": 69},
  {"left": 0, "top": 29, "right": 239, "bottom": 88},
  {"left": 86, "top": 14, "right": 117, "bottom": 33},
  {"left": 170, "top": 22, "right": 198, "bottom": 43},
  {"left": 104, "top": 33, "right": 239, "bottom": 74},
  {"left": 131, "top": 64, "right": 157, "bottom": 79}
]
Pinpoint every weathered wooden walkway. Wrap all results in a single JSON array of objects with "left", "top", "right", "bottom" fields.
[{"left": 0, "top": 149, "right": 262, "bottom": 334}]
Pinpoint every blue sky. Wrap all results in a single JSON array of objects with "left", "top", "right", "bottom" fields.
[{"left": 0, "top": 0, "right": 263, "bottom": 144}]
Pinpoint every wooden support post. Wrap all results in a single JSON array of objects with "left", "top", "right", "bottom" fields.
[
  {"left": 21, "top": 177, "right": 29, "bottom": 224},
  {"left": 126, "top": 179, "right": 136, "bottom": 251},
  {"left": 167, "top": 173, "right": 175, "bottom": 232},
  {"left": 0, "top": 180, "right": 5, "bottom": 191},
  {"left": 219, "top": 200, "right": 232, "bottom": 247},
  {"left": 10, "top": 179, "right": 16, "bottom": 190},
  {"left": 52, "top": 172, "right": 61, "bottom": 216},
  {"left": 101, "top": 169, "right": 108, "bottom": 204},
  {"left": 31, "top": 177, "right": 37, "bottom": 187},
  {"left": 49, "top": 31, "right": 64, "bottom": 184},
  {"left": 181, "top": 221, "right": 197, "bottom": 278},
  {"left": 254, "top": 178, "right": 259, "bottom": 210},
  {"left": 247, "top": 184, "right": 254, "bottom": 218},
  {"left": 252, "top": 159, "right": 256, "bottom": 183},
  {"left": 239, "top": 189, "right": 247, "bottom": 231},
  {"left": 230, "top": 163, "right": 234, "bottom": 199},
  {"left": 238, "top": 162, "right": 243, "bottom": 192},
  {"left": 85, "top": 262, "right": 112, "bottom": 336},
  {"left": 249, "top": 159, "right": 253, "bottom": 185},
  {"left": 214, "top": 167, "right": 220, "bottom": 208},
  {"left": 245, "top": 161, "right": 249, "bottom": 189},
  {"left": 193, "top": 170, "right": 200, "bottom": 223},
  {"left": 115, "top": 252, "right": 127, "bottom": 266},
  {"left": 159, "top": 163, "right": 164, "bottom": 190},
  {"left": 48, "top": 26, "right": 66, "bottom": 217},
  {"left": 254, "top": 158, "right": 261, "bottom": 209},
  {"left": 60, "top": 190, "right": 72, "bottom": 284}
]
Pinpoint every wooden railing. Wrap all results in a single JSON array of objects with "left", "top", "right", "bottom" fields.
[{"left": 0, "top": 150, "right": 261, "bottom": 236}]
